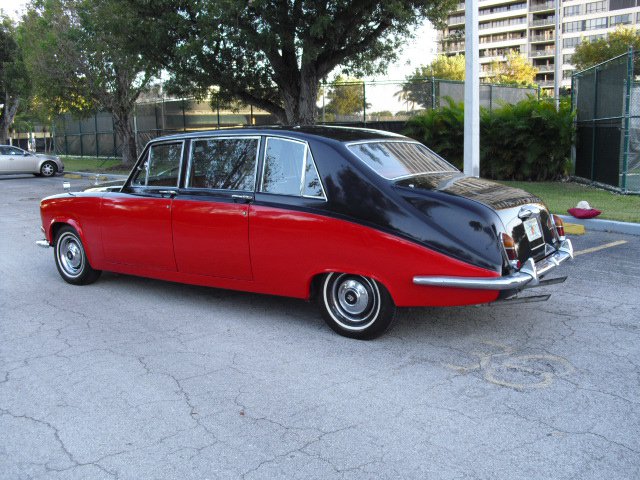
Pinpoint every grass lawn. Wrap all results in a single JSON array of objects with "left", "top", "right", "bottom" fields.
[
  {"left": 61, "top": 155, "right": 131, "bottom": 175},
  {"left": 501, "top": 181, "right": 640, "bottom": 223}
]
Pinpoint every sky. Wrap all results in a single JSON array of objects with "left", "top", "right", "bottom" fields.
[{"left": 1, "top": 0, "right": 436, "bottom": 112}]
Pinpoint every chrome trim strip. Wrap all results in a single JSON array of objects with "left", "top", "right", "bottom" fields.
[
  {"left": 36, "top": 240, "right": 50, "bottom": 249},
  {"left": 413, "top": 239, "right": 573, "bottom": 291}
]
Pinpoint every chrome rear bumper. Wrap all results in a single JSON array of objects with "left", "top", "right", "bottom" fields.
[{"left": 413, "top": 239, "right": 573, "bottom": 291}]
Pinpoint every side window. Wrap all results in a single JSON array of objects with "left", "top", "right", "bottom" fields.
[
  {"left": 188, "top": 137, "right": 258, "bottom": 191},
  {"left": 260, "top": 138, "right": 306, "bottom": 196},
  {"left": 303, "top": 150, "right": 324, "bottom": 198},
  {"left": 131, "top": 142, "right": 182, "bottom": 187}
]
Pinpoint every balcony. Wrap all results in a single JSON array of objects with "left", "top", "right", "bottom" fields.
[
  {"left": 530, "top": 17, "right": 555, "bottom": 27},
  {"left": 536, "top": 64, "right": 555, "bottom": 73},
  {"left": 537, "top": 80, "right": 555, "bottom": 87},
  {"left": 529, "top": 2, "right": 555, "bottom": 12},
  {"left": 530, "top": 34, "right": 555, "bottom": 42},
  {"left": 530, "top": 49, "right": 555, "bottom": 57},
  {"left": 441, "top": 43, "right": 465, "bottom": 53}
]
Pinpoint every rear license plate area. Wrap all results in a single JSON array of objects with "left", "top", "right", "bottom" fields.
[{"left": 524, "top": 217, "right": 543, "bottom": 243}]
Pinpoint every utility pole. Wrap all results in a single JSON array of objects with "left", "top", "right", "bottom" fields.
[{"left": 464, "top": 0, "right": 480, "bottom": 177}]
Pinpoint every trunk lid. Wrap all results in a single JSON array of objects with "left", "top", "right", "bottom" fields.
[{"left": 395, "top": 173, "right": 560, "bottom": 265}]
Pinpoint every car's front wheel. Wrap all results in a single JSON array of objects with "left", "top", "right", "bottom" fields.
[
  {"left": 54, "top": 226, "right": 101, "bottom": 285},
  {"left": 40, "top": 161, "right": 57, "bottom": 177},
  {"left": 319, "top": 273, "right": 396, "bottom": 340}
]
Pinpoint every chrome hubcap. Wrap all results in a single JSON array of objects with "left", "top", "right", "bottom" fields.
[
  {"left": 337, "top": 280, "right": 369, "bottom": 315},
  {"left": 42, "top": 164, "right": 54, "bottom": 176},
  {"left": 58, "top": 233, "right": 84, "bottom": 277},
  {"left": 325, "top": 274, "right": 381, "bottom": 331}
]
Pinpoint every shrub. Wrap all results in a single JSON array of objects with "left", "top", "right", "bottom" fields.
[{"left": 404, "top": 97, "right": 575, "bottom": 181}]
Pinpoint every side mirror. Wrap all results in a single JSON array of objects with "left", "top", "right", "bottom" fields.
[
  {"left": 24, "top": 152, "right": 31, "bottom": 156},
  {"left": 63, "top": 181, "right": 71, "bottom": 192}
]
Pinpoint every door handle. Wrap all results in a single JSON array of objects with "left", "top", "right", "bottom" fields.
[
  {"left": 232, "top": 194, "right": 254, "bottom": 203},
  {"left": 158, "top": 190, "right": 178, "bottom": 197}
]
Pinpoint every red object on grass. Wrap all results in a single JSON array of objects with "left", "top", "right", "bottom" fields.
[{"left": 567, "top": 207, "right": 602, "bottom": 219}]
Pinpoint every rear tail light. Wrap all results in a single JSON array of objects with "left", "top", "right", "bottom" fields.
[
  {"left": 552, "top": 214, "right": 565, "bottom": 240},
  {"left": 501, "top": 233, "right": 520, "bottom": 269}
]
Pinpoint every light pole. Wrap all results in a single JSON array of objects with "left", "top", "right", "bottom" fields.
[
  {"left": 554, "top": 0, "right": 562, "bottom": 108},
  {"left": 464, "top": 0, "right": 480, "bottom": 177}
]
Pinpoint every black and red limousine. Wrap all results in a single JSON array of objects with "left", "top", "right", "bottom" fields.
[{"left": 38, "top": 126, "right": 573, "bottom": 339}]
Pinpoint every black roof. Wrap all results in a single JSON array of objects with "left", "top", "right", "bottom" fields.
[{"left": 154, "top": 125, "right": 405, "bottom": 144}]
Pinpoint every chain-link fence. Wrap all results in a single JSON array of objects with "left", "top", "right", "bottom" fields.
[
  {"left": 50, "top": 78, "right": 539, "bottom": 158},
  {"left": 572, "top": 48, "right": 640, "bottom": 194}
]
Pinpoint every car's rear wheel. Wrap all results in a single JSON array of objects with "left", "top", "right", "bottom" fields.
[
  {"left": 319, "top": 273, "right": 396, "bottom": 340},
  {"left": 54, "top": 226, "right": 101, "bottom": 285},
  {"left": 40, "top": 161, "right": 57, "bottom": 177}
]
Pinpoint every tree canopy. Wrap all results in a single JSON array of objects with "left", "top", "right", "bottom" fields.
[
  {"left": 131, "top": 0, "right": 456, "bottom": 125},
  {"left": 571, "top": 27, "right": 640, "bottom": 71},
  {"left": 0, "top": 15, "right": 30, "bottom": 144},
  {"left": 21, "top": 0, "right": 160, "bottom": 164},
  {"left": 487, "top": 52, "right": 538, "bottom": 87},
  {"left": 396, "top": 55, "right": 465, "bottom": 109},
  {"left": 322, "top": 76, "right": 370, "bottom": 119}
]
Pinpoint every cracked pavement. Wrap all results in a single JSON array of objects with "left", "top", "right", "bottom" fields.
[{"left": 1, "top": 175, "right": 639, "bottom": 479}]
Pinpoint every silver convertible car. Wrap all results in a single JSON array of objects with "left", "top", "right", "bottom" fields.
[{"left": 0, "top": 145, "right": 64, "bottom": 177}]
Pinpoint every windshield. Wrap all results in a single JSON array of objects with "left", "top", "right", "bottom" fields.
[{"left": 348, "top": 141, "right": 458, "bottom": 180}]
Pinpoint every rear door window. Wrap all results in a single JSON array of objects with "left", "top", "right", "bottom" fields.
[
  {"left": 260, "top": 137, "right": 325, "bottom": 199},
  {"left": 187, "top": 137, "right": 259, "bottom": 191}
]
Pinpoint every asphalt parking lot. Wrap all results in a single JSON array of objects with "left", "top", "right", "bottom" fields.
[{"left": 1, "top": 174, "right": 639, "bottom": 480}]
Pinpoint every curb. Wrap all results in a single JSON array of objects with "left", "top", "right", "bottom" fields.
[{"left": 558, "top": 215, "right": 640, "bottom": 236}]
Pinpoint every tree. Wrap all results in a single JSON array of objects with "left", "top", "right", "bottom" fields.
[
  {"left": 132, "top": 0, "right": 456, "bottom": 125},
  {"left": 0, "top": 15, "right": 30, "bottom": 144},
  {"left": 488, "top": 52, "right": 538, "bottom": 86},
  {"left": 21, "top": 0, "right": 159, "bottom": 165},
  {"left": 323, "top": 76, "right": 369, "bottom": 117},
  {"left": 571, "top": 27, "right": 640, "bottom": 71},
  {"left": 396, "top": 55, "right": 465, "bottom": 109}
]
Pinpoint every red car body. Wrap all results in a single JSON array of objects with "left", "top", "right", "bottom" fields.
[{"left": 39, "top": 127, "right": 573, "bottom": 338}]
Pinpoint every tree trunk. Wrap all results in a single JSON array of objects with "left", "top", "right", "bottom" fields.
[
  {"left": 113, "top": 112, "right": 137, "bottom": 166},
  {"left": 280, "top": 72, "right": 319, "bottom": 125},
  {"left": 0, "top": 96, "right": 20, "bottom": 145}
]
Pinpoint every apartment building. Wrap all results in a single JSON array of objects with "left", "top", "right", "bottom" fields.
[{"left": 438, "top": 0, "right": 640, "bottom": 89}]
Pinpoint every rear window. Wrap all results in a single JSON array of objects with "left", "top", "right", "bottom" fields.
[{"left": 348, "top": 141, "right": 458, "bottom": 180}]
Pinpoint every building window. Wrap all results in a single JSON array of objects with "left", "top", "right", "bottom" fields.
[
  {"left": 610, "top": 14, "right": 631, "bottom": 25},
  {"left": 585, "top": 17, "right": 608, "bottom": 30},
  {"left": 610, "top": 0, "right": 635, "bottom": 10},
  {"left": 564, "top": 5, "right": 581, "bottom": 16},
  {"left": 585, "top": 1, "right": 606, "bottom": 13},
  {"left": 479, "top": 16, "right": 526, "bottom": 30},
  {"left": 563, "top": 37, "right": 581, "bottom": 48},
  {"left": 563, "top": 54, "right": 573, "bottom": 63},
  {"left": 563, "top": 21, "right": 582, "bottom": 33}
]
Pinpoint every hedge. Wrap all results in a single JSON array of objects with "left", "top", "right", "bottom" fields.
[{"left": 404, "top": 97, "right": 574, "bottom": 181}]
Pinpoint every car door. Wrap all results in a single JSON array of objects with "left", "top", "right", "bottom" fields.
[
  {"left": 171, "top": 136, "right": 259, "bottom": 280},
  {"left": 100, "top": 141, "right": 183, "bottom": 270},
  {"left": 0, "top": 147, "right": 10, "bottom": 172},
  {"left": 7, "top": 147, "right": 36, "bottom": 173},
  {"left": 249, "top": 137, "right": 328, "bottom": 291}
]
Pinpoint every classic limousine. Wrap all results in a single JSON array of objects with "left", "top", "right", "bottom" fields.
[{"left": 38, "top": 127, "right": 573, "bottom": 339}]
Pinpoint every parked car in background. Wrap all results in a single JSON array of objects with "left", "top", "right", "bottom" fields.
[
  {"left": 37, "top": 126, "right": 573, "bottom": 339},
  {"left": 0, "top": 145, "right": 64, "bottom": 177}
]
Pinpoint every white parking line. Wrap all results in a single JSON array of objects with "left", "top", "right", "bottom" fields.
[{"left": 574, "top": 240, "right": 628, "bottom": 257}]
